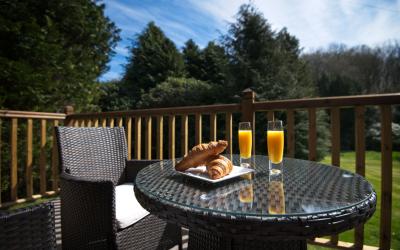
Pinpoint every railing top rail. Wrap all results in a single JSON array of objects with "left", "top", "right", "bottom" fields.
[
  {"left": 0, "top": 110, "right": 66, "bottom": 120},
  {"left": 253, "top": 93, "right": 400, "bottom": 110},
  {"left": 68, "top": 103, "right": 241, "bottom": 119}
]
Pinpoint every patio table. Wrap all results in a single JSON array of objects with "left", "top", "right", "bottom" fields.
[{"left": 134, "top": 155, "right": 376, "bottom": 250}]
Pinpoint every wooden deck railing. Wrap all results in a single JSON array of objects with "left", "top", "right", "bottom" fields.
[
  {"left": 0, "top": 110, "right": 66, "bottom": 206},
  {"left": 0, "top": 91, "right": 398, "bottom": 249}
]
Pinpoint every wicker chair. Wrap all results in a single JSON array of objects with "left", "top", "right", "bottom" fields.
[
  {"left": 0, "top": 202, "right": 56, "bottom": 250},
  {"left": 56, "top": 127, "right": 181, "bottom": 250}
]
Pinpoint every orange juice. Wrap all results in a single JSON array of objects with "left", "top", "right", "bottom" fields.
[
  {"left": 239, "top": 184, "right": 254, "bottom": 203},
  {"left": 239, "top": 130, "right": 252, "bottom": 158},
  {"left": 267, "top": 131, "right": 284, "bottom": 163},
  {"left": 268, "top": 181, "right": 285, "bottom": 214}
]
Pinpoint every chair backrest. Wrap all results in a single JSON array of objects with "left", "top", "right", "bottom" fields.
[{"left": 56, "top": 127, "right": 127, "bottom": 185}]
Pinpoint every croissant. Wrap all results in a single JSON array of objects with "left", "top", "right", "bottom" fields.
[
  {"left": 206, "top": 155, "right": 233, "bottom": 179},
  {"left": 175, "top": 140, "right": 228, "bottom": 171}
]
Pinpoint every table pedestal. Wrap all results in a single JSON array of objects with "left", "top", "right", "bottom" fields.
[{"left": 188, "top": 230, "right": 307, "bottom": 250}]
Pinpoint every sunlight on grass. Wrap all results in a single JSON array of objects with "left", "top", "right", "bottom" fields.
[{"left": 319, "top": 151, "right": 400, "bottom": 250}]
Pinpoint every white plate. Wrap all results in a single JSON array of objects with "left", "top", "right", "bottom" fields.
[{"left": 176, "top": 165, "right": 254, "bottom": 183}]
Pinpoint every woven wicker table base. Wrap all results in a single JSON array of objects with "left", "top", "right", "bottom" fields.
[{"left": 188, "top": 230, "right": 307, "bottom": 250}]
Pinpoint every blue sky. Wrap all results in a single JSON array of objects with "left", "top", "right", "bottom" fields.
[{"left": 101, "top": 0, "right": 400, "bottom": 81}]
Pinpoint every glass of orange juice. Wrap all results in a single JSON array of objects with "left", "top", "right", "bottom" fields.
[
  {"left": 238, "top": 122, "right": 252, "bottom": 168},
  {"left": 267, "top": 120, "right": 284, "bottom": 175}
]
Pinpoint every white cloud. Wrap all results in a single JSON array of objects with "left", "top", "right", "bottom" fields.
[{"left": 190, "top": 0, "right": 400, "bottom": 51}]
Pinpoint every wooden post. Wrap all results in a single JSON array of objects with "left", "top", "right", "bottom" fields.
[
  {"left": 267, "top": 111, "right": 274, "bottom": 121},
  {"left": 225, "top": 113, "right": 233, "bottom": 155},
  {"left": 51, "top": 120, "right": 59, "bottom": 191},
  {"left": 145, "top": 116, "right": 152, "bottom": 160},
  {"left": 157, "top": 116, "right": 164, "bottom": 160},
  {"left": 125, "top": 117, "right": 132, "bottom": 160},
  {"left": 380, "top": 105, "right": 392, "bottom": 250},
  {"left": 64, "top": 105, "right": 74, "bottom": 126},
  {"left": 330, "top": 107, "right": 340, "bottom": 245},
  {"left": 210, "top": 113, "right": 217, "bottom": 141},
  {"left": 241, "top": 89, "right": 255, "bottom": 155},
  {"left": 26, "top": 119, "right": 33, "bottom": 198},
  {"left": 10, "top": 118, "right": 18, "bottom": 201},
  {"left": 195, "top": 114, "right": 202, "bottom": 145},
  {"left": 117, "top": 117, "right": 123, "bottom": 127},
  {"left": 109, "top": 118, "right": 114, "bottom": 128},
  {"left": 134, "top": 117, "right": 141, "bottom": 160},
  {"left": 354, "top": 106, "right": 365, "bottom": 248},
  {"left": 286, "top": 109, "right": 295, "bottom": 158},
  {"left": 101, "top": 118, "right": 107, "bottom": 128},
  {"left": 169, "top": 115, "right": 175, "bottom": 159},
  {"left": 308, "top": 108, "right": 317, "bottom": 161},
  {"left": 181, "top": 115, "right": 188, "bottom": 157},
  {"left": 39, "top": 119, "right": 47, "bottom": 195}
]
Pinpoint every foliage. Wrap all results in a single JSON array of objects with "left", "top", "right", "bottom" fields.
[
  {"left": 138, "top": 77, "right": 214, "bottom": 108},
  {"left": 123, "top": 22, "right": 184, "bottom": 107},
  {"left": 182, "top": 39, "right": 204, "bottom": 80},
  {"left": 0, "top": 0, "right": 120, "bottom": 112},
  {"left": 98, "top": 80, "right": 131, "bottom": 111},
  {"left": 223, "top": 4, "right": 314, "bottom": 100}
]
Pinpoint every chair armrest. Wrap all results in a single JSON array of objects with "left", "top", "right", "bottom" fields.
[
  {"left": 60, "top": 173, "right": 116, "bottom": 249},
  {"left": 125, "top": 160, "right": 160, "bottom": 182}
]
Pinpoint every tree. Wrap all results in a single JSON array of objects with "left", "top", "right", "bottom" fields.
[
  {"left": 0, "top": 0, "right": 120, "bottom": 111},
  {"left": 223, "top": 4, "right": 314, "bottom": 100},
  {"left": 201, "top": 41, "right": 229, "bottom": 86},
  {"left": 123, "top": 22, "right": 184, "bottom": 107},
  {"left": 98, "top": 80, "right": 131, "bottom": 111},
  {"left": 182, "top": 39, "right": 204, "bottom": 80},
  {"left": 138, "top": 77, "right": 214, "bottom": 108}
]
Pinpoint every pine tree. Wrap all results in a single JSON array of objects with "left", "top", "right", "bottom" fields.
[
  {"left": 182, "top": 39, "right": 204, "bottom": 80},
  {"left": 123, "top": 22, "right": 184, "bottom": 107},
  {"left": 201, "top": 41, "right": 229, "bottom": 86}
]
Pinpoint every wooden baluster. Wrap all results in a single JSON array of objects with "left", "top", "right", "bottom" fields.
[
  {"left": 109, "top": 117, "right": 114, "bottom": 128},
  {"left": 86, "top": 119, "right": 92, "bottom": 127},
  {"left": 135, "top": 117, "right": 141, "bottom": 160},
  {"left": 93, "top": 118, "right": 99, "bottom": 127},
  {"left": 380, "top": 105, "right": 392, "bottom": 250},
  {"left": 330, "top": 107, "right": 340, "bottom": 245},
  {"left": 145, "top": 116, "right": 152, "bottom": 160},
  {"left": 125, "top": 117, "right": 132, "bottom": 160},
  {"left": 0, "top": 118, "right": 2, "bottom": 206},
  {"left": 101, "top": 118, "right": 107, "bottom": 128},
  {"left": 267, "top": 111, "right": 274, "bottom": 121},
  {"left": 169, "top": 115, "right": 175, "bottom": 159},
  {"left": 354, "top": 106, "right": 365, "bottom": 249},
  {"left": 181, "top": 115, "right": 188, "bottom": 157},
  {"left": 40, "top": 119, "right": 47, "bottom": 195},
  {"left": 195, "top": 114, "right": 202, "bottom": 145},
  {"left": 225, "top": 113, "right": 233, "bottom": 155},
  {"left": 51, "top": 120, "right": 59, "bottom": 191},
  {"left": 26, "top": 118, "right": 33, "bottom": 198},
  {"left": 286, "top": 109, "right": 295, "bottom": 158},
  {"left": 117, "top": 117, "right": 123, "bottom": 127},
  {"left": 73, "top": 119, "right": 79, "bottom": 127},
  {"left": 10, "top": 118, "right": 18, "bottom": 201},
  {"left": 157, "top": 116, "right": 163, "bottom": 160},
  {"left": 210, "top": 113, "right": 217, "bottom": 141},
  {"left": 79, "top": 119, "right": 85, "bottom": 127},
  {"left": 308, "top": 108, "right": 317, "bottom": 161}
]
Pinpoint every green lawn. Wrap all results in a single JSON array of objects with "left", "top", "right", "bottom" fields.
[{"left": 308, "top": 151, "right": 400, "bottom": 250}]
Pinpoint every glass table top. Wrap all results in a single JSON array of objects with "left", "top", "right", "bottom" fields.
[{"left": 135, "top": 155, "right": 375, "bottom": 217}]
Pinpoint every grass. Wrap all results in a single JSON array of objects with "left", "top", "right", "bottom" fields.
[{"left": 307, "top": 151, "right": 400, "bottom": 250}]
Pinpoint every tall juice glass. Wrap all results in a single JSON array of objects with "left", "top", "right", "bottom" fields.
[
  {"left": 267, "top": 120, "right": 284, "bottom": 174},
  {"left": 238, "top": 122, "right": 252, "bottom": 167}
]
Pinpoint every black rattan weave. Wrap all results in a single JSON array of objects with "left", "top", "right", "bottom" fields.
[
  {"left": 56, "top": 127, "right": 181, "bottom": 250},
  {"left": 134, "top": 155, "right": 376, "bottom": 250},
  {"left": 0, "top": 202, "right": 56, "bottom": 250}
]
